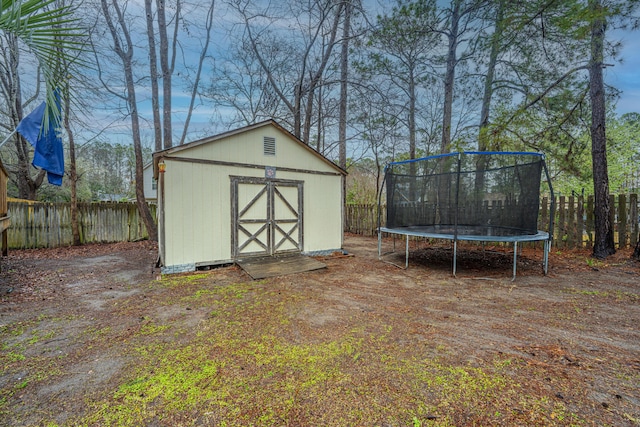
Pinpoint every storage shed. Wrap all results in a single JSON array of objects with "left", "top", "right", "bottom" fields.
[{"left": 153, "top": 120, "right": 347, "bottom": 274}]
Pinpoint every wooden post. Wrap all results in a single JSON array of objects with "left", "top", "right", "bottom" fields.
[
  {"left": 568, "top": 195, "right": 576, "bottom": 247},
  {"left": 540, "top": 196, "right": 549, "bottom": 231},
  {"left": 618, "top": 194, "right": 627, "bottom": 248},
  {"left": 558, "top": 196, "right": 566, "bottom": 248},
  {"left": 609, "top": 194, "right": 616, "bottom": 248},
  {"left": 577, "top": 196, "right": 585, "bottom": 248},
  {"left": 586, "top": 195, "right": 594, "bottom": 248}
]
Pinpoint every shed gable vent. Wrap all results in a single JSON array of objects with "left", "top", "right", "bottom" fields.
[{"left": 263, "top": 136, "right": 276, "bottom": 156}]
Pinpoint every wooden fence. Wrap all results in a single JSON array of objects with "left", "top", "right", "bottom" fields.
[
  {"left": 7, "top": 201, "right": 156, "bottom": 249},
  {"left": 6, "top": 195, "right": 638, "bottom": 250},
  {"left": 346, "top": 194, "right": 640, "bottom": 249}
]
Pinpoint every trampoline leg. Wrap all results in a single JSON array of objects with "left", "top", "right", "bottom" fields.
[
  {"left": 405, "top": 235, "right": 409, "bottom": 269},
  {"left": 543, "top": 240, "right": 550, "bottom": 275},
  {"left": 453, "top": 240, "right": 457, "bottom": 277},
  {"left": 512, "top": 241, "right": 518, "bottom": 281}
]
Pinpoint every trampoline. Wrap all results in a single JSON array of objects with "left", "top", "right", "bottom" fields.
[{"left": 377, "top": 151, "right": 554, "bottom": 279}]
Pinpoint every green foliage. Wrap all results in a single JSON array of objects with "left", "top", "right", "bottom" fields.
[
  {"left": 606, "top": 113, "right": 640, "bottom": 193},
  {"left": 346, "top": 162, "right": 379, "bottom": 204},
  {"left": 0, "top": 0, "right": 83, "bottom": 125},
  {"left": 539, "top": 111, "right": 640, "bottom": 195}
]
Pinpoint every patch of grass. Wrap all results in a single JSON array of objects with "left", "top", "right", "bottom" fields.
[
  {"left": 138, "top": 322, "right": 170, "bottom": 336},
  {"left": 14, "top": 379, "right": 29, "bottom": 390},
  {"left": 574, "top": 289, "right": 607, "bottom": 296},
  {"left": 0, "top": 321, "right": 29, "bottom": 337},
  {"left": 28, "top": 329, "right": 56, "bottom": 345},
  {"left": 567, "top": 288, "right": 640, "bottom": 302},
  {"left": 85, "top": 326, "right": 113, "bottom": 337},
  {"left": 68, "top": 279, "right": 588, "bottom": 427},
  {"left": 518, "top": 396, "right": 581, "bottom": 425},
  {"left": 2, "top": 351, "right": 25, "bottom": 363},
  {"left": 157, "top": 273, "right": 210, "bottom": 288},
  {"left": 584, "top": 257, "right": 602, "bottom": 268}
]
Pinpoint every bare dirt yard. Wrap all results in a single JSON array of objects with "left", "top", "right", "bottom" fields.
[{"left": 0, "top": 234, "right": 638, "bottom": 427}]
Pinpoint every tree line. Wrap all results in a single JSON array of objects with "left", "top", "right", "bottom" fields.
[{"left": 1, "top": 0, "right": 638, "bottom": 258}]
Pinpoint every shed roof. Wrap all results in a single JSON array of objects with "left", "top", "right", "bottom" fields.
[{"left": 152, "top": 120, "right": 346, "bottom": 178}]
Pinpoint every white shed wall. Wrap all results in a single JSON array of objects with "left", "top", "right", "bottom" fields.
[
  {"left": 142, "top": 164, "right": 157, "bottom": 201},
  {"left": 159, "top": 123, "right": 344, "bottom": 272}
]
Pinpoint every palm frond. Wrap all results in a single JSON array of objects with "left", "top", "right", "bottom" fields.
[{"left": 1, "top": 0, "right": 85, "bottom": 126}]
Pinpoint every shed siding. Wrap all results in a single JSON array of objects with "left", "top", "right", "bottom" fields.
[
  {"left": 171, "top": 126, "right": 339, "bottom": 175},
  {"left": 164, "top": 161, "right": 231, "bottom": 266},
  {"left": 160, "top": 122, "right": 343, "bottom": 271}
]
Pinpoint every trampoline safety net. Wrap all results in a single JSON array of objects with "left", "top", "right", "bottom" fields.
[{"left": 384, "top": 152, "right": 551, "bottom": 237}]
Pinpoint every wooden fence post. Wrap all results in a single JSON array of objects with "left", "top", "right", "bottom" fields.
[
  {"left": 618, "top": 194, "right": 627, "bottom": 249},
  {"left": 558, "top": 196, "right": 566, "bottom": 247},
  {"left": 541, "top": 196, "right": 549, "bottom": 233},
  {"left": 568, "top": 195, "right": 576, "bottom": 247},
  {"left": 577, "top": 196, "right": 585, "bottom": 248},
  {"left": 609, "top": 194, "right": 616, "bottom": 248},
  {"left": 586, "top": 195, "right": 594, "bottom": 248}
]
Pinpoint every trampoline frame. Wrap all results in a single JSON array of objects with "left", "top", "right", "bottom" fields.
[{"left": 377, "top": 151, "right": 555, "bottom": 280}]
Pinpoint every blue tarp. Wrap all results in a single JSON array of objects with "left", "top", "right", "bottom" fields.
[{"left": 16, "top": 94, "right": 64, "bottom": 186}]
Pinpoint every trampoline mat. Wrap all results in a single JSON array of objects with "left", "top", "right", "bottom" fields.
[
  {"left": 380, "top": 225, "right": 549, "bottom": 243},
  {"left": 403, "top": 225, "right": 536, "bottom": 237}
]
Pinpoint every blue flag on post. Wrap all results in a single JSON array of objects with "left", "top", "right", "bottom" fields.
[{"left": 16, "top": 93, "right": 64, "bottom": 186}]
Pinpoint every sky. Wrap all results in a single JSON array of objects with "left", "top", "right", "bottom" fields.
[
  {"left": 10, "top": 1, "right": 639, "bottom": 153},
  {"left": 607, "top": 31, "right": 640, "bottom": 115}
]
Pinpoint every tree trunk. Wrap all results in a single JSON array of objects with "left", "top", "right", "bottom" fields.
[
  {"left": 339, "top": 0, "right": 350, "bottom": 170},
  {"left": 475, "top": 0, "right": 504, "bottom": 200},
  {"left": 633, "top": 240, "right": 640, "bottom": 259},
  {"left": 339, "top": 0, "right": 351, "bottom": 210},
  {"left": 179, "top": 0, "right": 216, "bottom": 146},
  {"left": 5, "top": 34, "right": 46, "bottom": 200},
  {"left": 101, "top": 0, "right": 158, "bottom": 241},
  {"left": 478, "top": 0, "right": 504, "bottom": 152},
  {"left": 145, "top": 0, "right": 163, "bottom": 153},
  {"left": 441, "top": 0, "right": 460, "bottom": 154},
  {"left": 235, "top": 1, "right": 342, "bottom": 141},
  {"left": 157, "top": 0, "right": 173, "bottom": 149},
  {"left": 408, "top": 66, "right": 416, "bottom": 160},
  {"left": 589, "top": 0, "right": 615, "bottom": 259},
  {"left": 63, "top": 82, "right": 81, "bottom": 246}
]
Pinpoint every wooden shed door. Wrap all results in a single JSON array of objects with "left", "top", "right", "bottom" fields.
[{"left": 232, "top": 177, "right": 303, "bottom": 258}]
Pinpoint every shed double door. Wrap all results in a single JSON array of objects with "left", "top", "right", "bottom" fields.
[{"left": 232, "top": 177, "right": 303, "bottom": 258}]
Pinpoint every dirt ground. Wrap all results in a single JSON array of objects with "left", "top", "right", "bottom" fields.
[{"left": 0, "top": 234, "right": 638, "bottom": 426}]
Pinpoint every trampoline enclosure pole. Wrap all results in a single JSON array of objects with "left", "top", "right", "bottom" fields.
[{"left": 452, "top": 153, "right": 461, "bottom": 277}]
